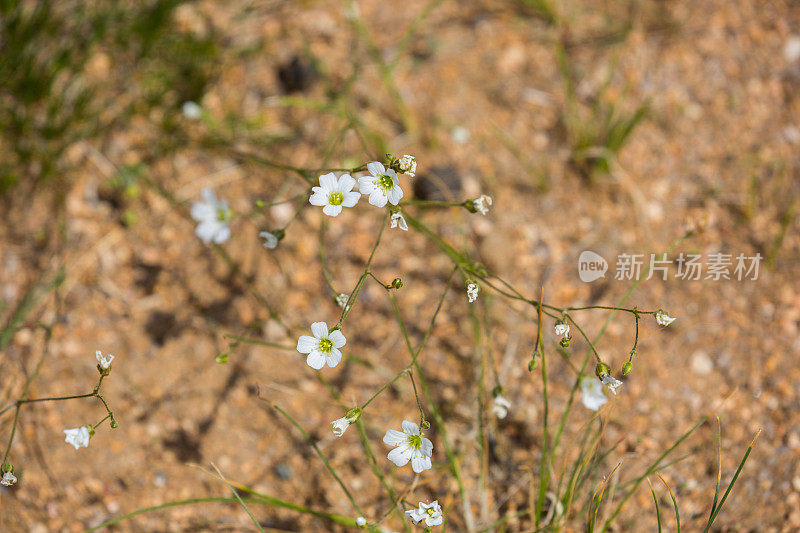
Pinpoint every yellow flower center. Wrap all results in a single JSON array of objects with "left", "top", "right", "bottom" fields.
[
  {"left": 328, "top": 191, "right": 344, "bottom": 206},
  {"left": 378, "top": 174, "right": 394, "bottom": 190},
  {"left": 407, "top": 434, "right": 422, "bottom": 449},
  {"left": 318, "top": 338, "right": 333, "bottom": 353}
]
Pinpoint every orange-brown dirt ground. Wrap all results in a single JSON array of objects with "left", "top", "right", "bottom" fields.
[{"left": 2, "top": 0, "right": 800, "bottom": 531}]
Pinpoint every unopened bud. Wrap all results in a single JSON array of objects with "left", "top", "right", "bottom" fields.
[
  {"left": 421, "top": 420, "right": 431, "bottom": 430},
  {"left": 560, "top": 336, "right": 570, "bottom": 348},
  {"left": 595, "top": 362, "right": 611, "bottom": 379},
  {"left": 622, "top": 362, "right": 633, "bottom": 375},
  {"left": 391, "top": 278, "right": 403, "bottom": 289}
]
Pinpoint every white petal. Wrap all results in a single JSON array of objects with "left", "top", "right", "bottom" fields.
[
  {"left": 212, "top": 225, "right": 231, "bottom": 244},
  {"left": 411, "top": 455, "right": 432, "bottom": 473},
  {"left": 195, "top": 221, "right": 218, "bottom": 243},
  {"left": 338, "top": 173, "right": 356, "bottom": 192},
  {"left": 306, "top": 351, "right": 326, "bottom": 370},
  {"left": 426, "top": 515, "right": 444, "bottom": 526},
  {"left": 387, "top": 185, "right": 404, "bottom": 205},
  {"left": 358, "top": 176, "right": 377, "bottom": 195},
  {"left": 296, "top": 335, "right": 317, "bottom": 354},
  {"left": 369, "top": 191, "right": 388, "bottom": 208},
  {"left": 387, "top": 446, "right": 412, "bottom": 467},
  {"left": 326, "top": 348, "right": 342, "bottom": 368},
  {"left": 201, "top": 188, "right": 216, "bottom": 204},
  {"left": 367, "top": 161, "right": 385, "bottom": 177},
  {"left": 319, "top": 172, "right": 337, "bottom": 192},
  {"left": 383, "top": 429, "right": 407, "bottom": 446},
  {"left": 191, "top": 202, "right": 214, "bottom": 221},
  {"left": 406, "top": 509, "right": 425, "bottom": 524},
  {"left": 323, "top": 204, "right": 343, "bottom": 217},
  {"left": 342, "top": 191, "right": 361, "bottom": 207},
  {"left": 309, "top": 190, "right": 328, "bottom": 206},
  {"left": 310, "top": 322, "right": 329, "bottom": 339},
  {"left": 420, "top": 437, "right": 433, "bottom": 456},
  {"left": 328, "top": 330, "right": 346, "bottom": 348},
  {"left": 401, "top": 420, "right": 419, "bottom": 435}
]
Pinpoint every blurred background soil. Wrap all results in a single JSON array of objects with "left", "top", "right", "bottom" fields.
[{"left": 1, "top": 0, "right": 799, "bottom": 531}]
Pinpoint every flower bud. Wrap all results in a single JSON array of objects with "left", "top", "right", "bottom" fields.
[
  {"left": 491, "top": 385, "right": 503, "bottom": 398},
  {"left": 595, "top": 362, "right": 611, "bottom": 379},
  {"left": 559, "top": 336, "right": 570, "bottom": 348},
  {"left": 622, "top": 362, "right": 633, "bottom": 375},
  {"left": 391, "top": 278, "right": 403, "bottom": 289},
  {"left": 421, "top": 420, "right": 431, "bottom": 430},
  {"left": 528, "top": 358, "right": 538, "bottom": 372},
  {"left": 110, "top": 419, "right": 119, "bottom": 429}
]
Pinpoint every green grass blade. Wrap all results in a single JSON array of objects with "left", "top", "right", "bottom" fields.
[
  {"left": 704, "top": 429, "right": 761, "bottom": 531},
  {"left": 647, "top": 478, "right": 662, "bottom": 533}
]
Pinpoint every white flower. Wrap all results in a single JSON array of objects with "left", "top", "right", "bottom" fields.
[
  {"left": 554, "top": 323, "right": 570, "bottom": 338},
  {"left": 260, "top": 231, "right": 279, "bottom": 249},
  {"left": 655, "top": 310, "right": 676, "bottom": 327},
  {"left": 467, "top": 282, "right": 479, "bottom": 303},
  {"left": 63, "top": 425, "right": 92, "bottom": 450},
  {"left": 599, "top": 373, "right": 622, "bottom": 395},
  {"left": 182, "top": 101, "right": 203, "bottom": 120},
  {"left": 331, "top": 409, "right": 361, "bottom": 438},
  {"left": 355, "top": 516, "right": 367, "bottom": 527},
  {"left": 383, "top": 420, "right": 433, "bottom": 473},
  {"left": 492, "top": 395, "right": 511, "bottom": 419},
  {"left": 95, "top": 350, "right": 114, "bottom": 371},
  {"left": 1, "top": 472, "right": 17, "bottom": 486},
  {"left": 398, "top": 154, "right": 417, "bottom": 177},
  {"left": 391, "top": 212, "right": 409, "bottom": 231},
  {"left": 309, "top": 172, "right": 361, "bottom": 217},
  {"left": 359, "top": 162, "right": 404, "bottom": 207},
  {"left": 473, "top": 195, "right": 493, "bottom": 215},
  {"left": 580, "top": 377, "right": 608, "bottom": 411},
  {"left": 296, "top": 322, "right": 346, "bottom": 369},
  {"left": 191, "top": 188, "right": 232, "bottom": 244},
  {"left": 406, "top": 500, "right": 444, "bottom": 527}
]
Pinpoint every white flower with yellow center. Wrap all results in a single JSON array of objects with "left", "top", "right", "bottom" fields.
[
  {"left": 655, "top": 310, "right": 676, "bottom": 327},
  {"left": 391, "top": 212, "right": 409, "bottom": 231},
  {"left": 296, "top": 322, "right": 346, "bottom": 369},
  {"left": 398, "top": 154, "right": 417, "bottom": 177},
  {"left": 359, "top": 162, "right": 404, "bottom": 207},
  {"left": 1, "top": 471, "right": 17, "bottom": 486},
  {"left": 406, "top": 500, "right": 444, "bottom": 527},
  {"left": 383, "top": 420, "right": 433, "bottom": 473},
  {"left": 191, "top": 188, "right": 232, "bottom": 244},
  {"left": 580, "top": 376, "right": 608, "bottom": 410},
  {"left": 309, "top": 173, "right": 361, "bottom": 217},
  {"left": 63, "top": 425, "right": 93, "bottom": 450}
]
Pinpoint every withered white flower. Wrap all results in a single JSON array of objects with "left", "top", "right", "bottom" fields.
[
  {"left": 467, "top": 282, "right": 479, "bottom": 303},
  {"left": 296, "top": 322, "right": 346, "bottom": 369},
  {"left": 359, "top": 162, "right": 404, "bottom": 207},
  {"left": 655, "top": 310, "right": 676, "bottom": 327},
  {"left": 63, "top": 425, "right": 92, "bottom": 450},
  {"left": 1, "top": 472, "right": 17, "bottom": 486},
  {"left": 599, "top": 374, "right": 622, "bottom": 395},
  {"left": 95, "top": 350, "right": 114, "bottom": 371},
  {"left": 397, "top": 154, "right": 417, "bottom": 177},
  {"left": 474, "top": 194, "right": 493, "bottom": 215},
  {"left": 260, "top": 231, "right": 279, "bottom": 249},
  {"left": 330, "top": 409, "right": 361, "bottom": 438},
  {"left": 191, "top": 188, "right": 232, "bottom": 244},
  {"left": 309, "top": 173, "right": 361, "bottom": 217},
  {"left": 391, "top": 212, "right": 409, "bottom": 231},
  {"left": 406, "top": 500, "right": 443, "bottom": 527},
  {"left": 580, "top": 377, "right": 608, "bottom": 411},
  {"left": 181, "top": 101, "right": 202, "bottom": 120},
  {"left": 355, "top": 516, "right": 367, "bottom": 527},
  {"left": 383, "top": 420, "right": 433, "bottom": 473},
  {"left": 492, "top": 395, "right": 512, "bottom": 419},
  {"left": 335, "top": 293, "right": 351, "bottom": 310},
  {"left": 554, "top": 323, "right": 570, "bottom": 338}
]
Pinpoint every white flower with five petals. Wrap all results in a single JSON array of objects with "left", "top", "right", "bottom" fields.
[
  {"left": 191, "top": 188, "right": 232, "bottom": 244},
  {"left": 359, "top": 162, "right": 404, "bottom": 208},
  {"left": 309, "top": 173, "right": 361, "bottom": 217},
  {"left": 63, "top": 425, "right": 92, "bottom": 450},
  {"left": 406, "top": 500, "right": 443, "bottom": 527},
  {"left": 296, "top": 322, "right": 346, "bottom": 369},
  {"left": 383, "top": 420, "right": 433, "bottom": 473},
  {"left": 580, "top": 377, "right": 608, "bottom": 411}
]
